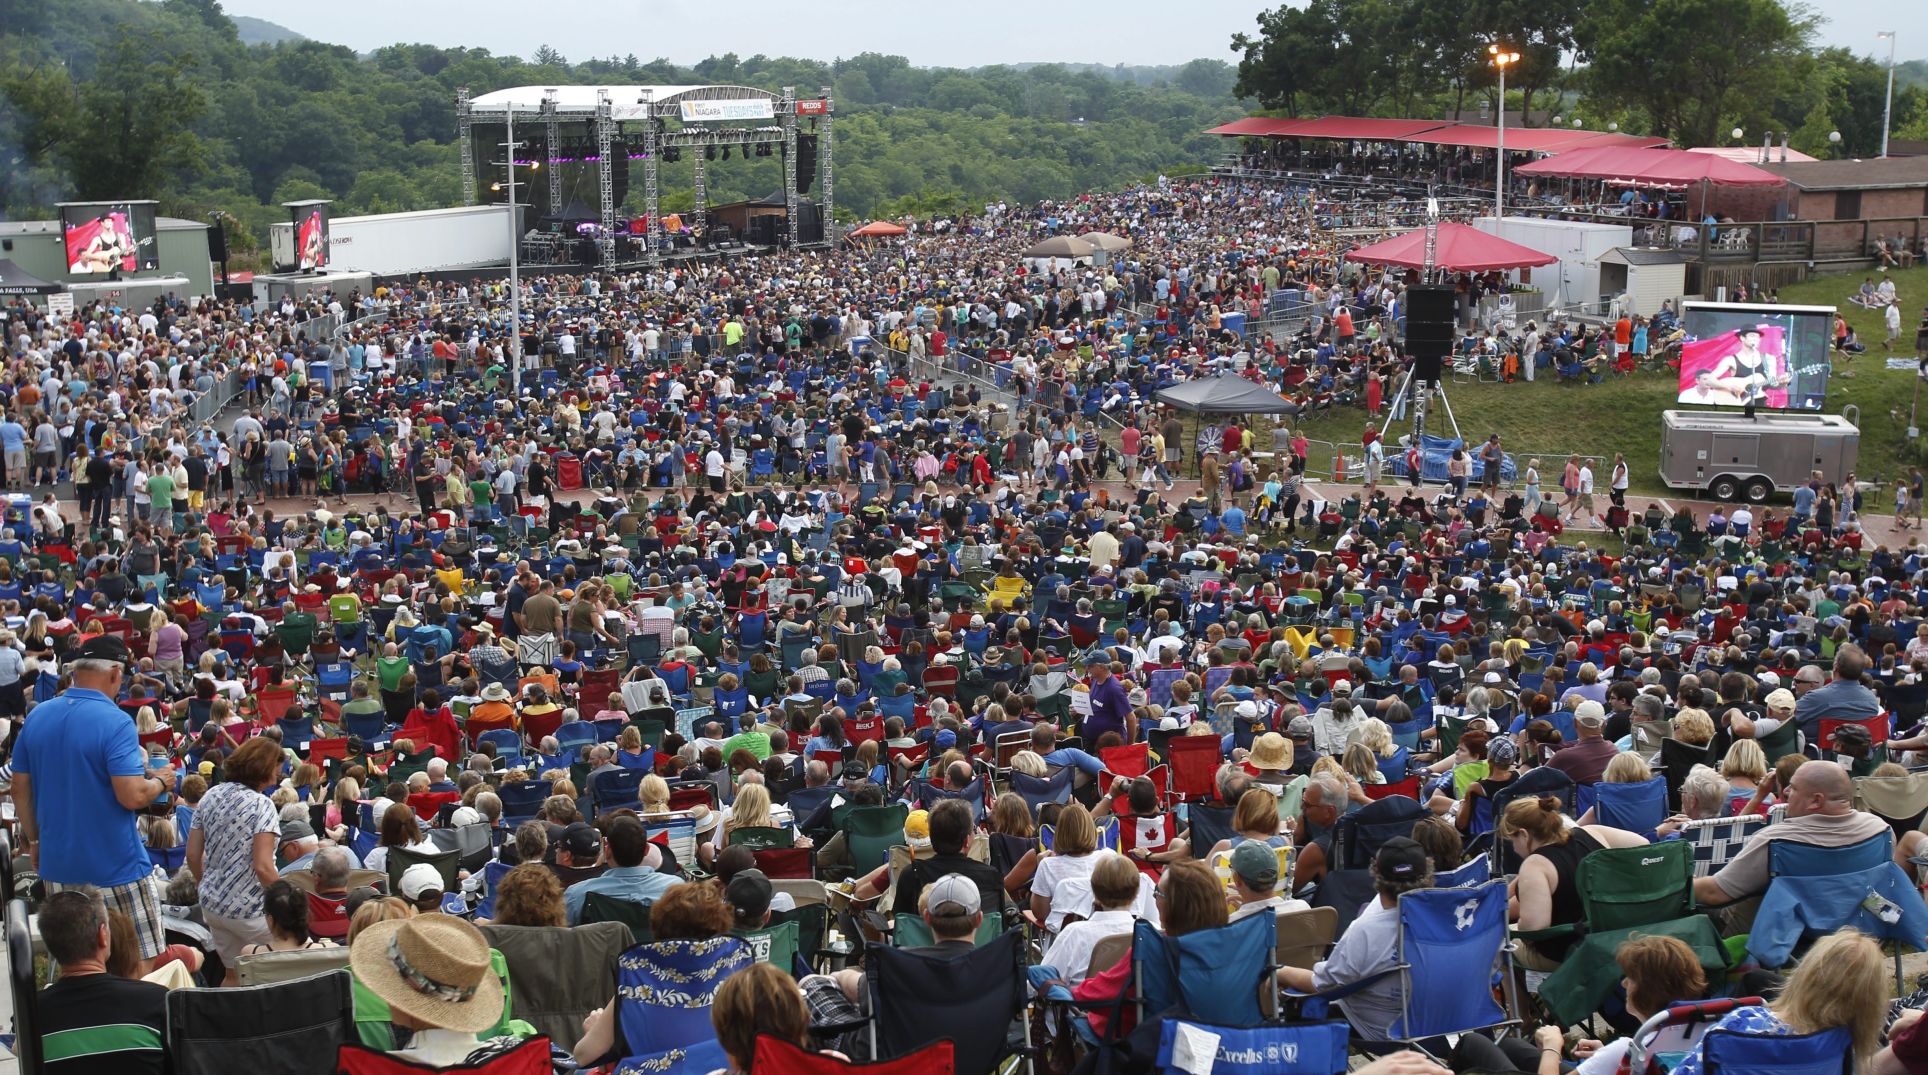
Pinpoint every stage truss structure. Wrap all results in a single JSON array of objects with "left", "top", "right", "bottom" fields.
[{"left": 459, "top": 83, "right": 836, "bottom": 268}]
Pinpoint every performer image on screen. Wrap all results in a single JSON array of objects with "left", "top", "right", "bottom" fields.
[
  {"left": 1701, "top": 326, "right": 1787, "bottom": 405},
  {"left": 298, "top": 211, "right": 326, "bottom": 270},
  {"left": 69, "top": 212, "right": 135, "bottom": 274}
]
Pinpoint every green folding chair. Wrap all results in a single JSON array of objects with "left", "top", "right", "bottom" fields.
[
  {"left": 892, "top": 910, "right": 1003, "bottom": 948},
  {"left": 580, "top": 892, "right": 653, "bottom": 946},
  {"left": 734, "top": 919, "right": 801, "bottom": 973},
  {"left": 841, "top": 804, "right": 910, "bottom": 875}
]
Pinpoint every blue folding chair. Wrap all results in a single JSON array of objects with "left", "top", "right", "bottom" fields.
[
  {"left": 277, "top": 715, "right": 315, "bottom": 750},
  {"left": 1010, "top": 768, "right": 1074, "bottom": 816},
  {"left": 1751, "top": 831, "right": 1927, "bottom": 991},
  {"left": 496, "top": 779, "right": 550, "bottom": 826},
  {"left": 1132, "top": 912, "right": 1277, "bottom": 1027},
  {"left": 592, "top": 767, "right": 648, "bottom": 814},
  {"left": 1153, "top": 1018, "right": 1350, "bottom": 1075},
  {"left": 472, "top": 859, "right": 514, "bottom": 920},
  {"left": 317, "top": 662, "right": 355, "bottom": 701},
  {"left": 615, "top": 938, "right": 754, "bottom": 1060},
  {"left": 476, "top": 728, "right": 524, "bottom": 762},
  {"left": 556, "top": 720, "right": 598, "bottom": 756},
  {"left": 1290, "top": 881, "right": 1519, "bottom": 1057},
  {"left": 1700, "top": 1024, "right": 1851, "bottom": 1075},
  {"left": 1593, "top": 776, "right": 1669, "bottom": 839}
]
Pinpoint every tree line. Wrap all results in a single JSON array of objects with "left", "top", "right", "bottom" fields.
[
  {"left": 0, "top": 0, "right": 1240, "bottom": 263},
  {"left": 1231, "top": 0, "right": 1928, "bottom": 159}
]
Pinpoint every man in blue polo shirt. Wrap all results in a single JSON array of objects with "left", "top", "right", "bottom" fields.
[{"left": 13, "top": 635, "right": 176, "bottom": 958}]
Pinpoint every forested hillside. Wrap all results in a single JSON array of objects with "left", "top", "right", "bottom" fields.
[{"left": 0, "top": 0, "right": 1240, "bottom": 258}]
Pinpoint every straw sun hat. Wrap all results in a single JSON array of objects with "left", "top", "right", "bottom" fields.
[{"left": 350, "top": 913, "right": 503, "bottom": 1034}]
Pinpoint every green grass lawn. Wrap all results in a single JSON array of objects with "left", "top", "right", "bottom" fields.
[{"left": 1282, "top": 265, "right": 1928, "bottom": 505}]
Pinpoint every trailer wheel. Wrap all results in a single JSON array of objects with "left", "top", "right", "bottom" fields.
[
  {"left": 1742, "top": 477, "right": 1773, "bottom": 504},
  {"left": 1708, "top": 475, "right": 1741, "bottom": 501}
]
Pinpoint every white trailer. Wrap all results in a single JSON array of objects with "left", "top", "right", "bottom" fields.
[
  {"left": 1473, "top": 216, "right": 1633, "bottom": 312},
  {"left": 269, "top": 205, "right": 515, "bottom": 278}
]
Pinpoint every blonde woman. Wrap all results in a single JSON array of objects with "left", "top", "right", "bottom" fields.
[{"left": 1670, "top": 930, "right": 1888, "bottom": 1075}]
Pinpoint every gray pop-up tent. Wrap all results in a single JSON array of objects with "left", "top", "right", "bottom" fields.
[
  {"left": 1155, "top": 373, "right": 1296, "bottom": 415},
  {"left": 1155, "top": 374, "right": 1299, "bottom": 478},
  {"left": 0, "top": 260, "right": 59, "bottom": 297}
]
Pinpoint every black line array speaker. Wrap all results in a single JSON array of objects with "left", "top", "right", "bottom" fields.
[
  {"left": 207, "top": 225, "right": 227, "bottom": 262},
  {"left": 1404, "top": 285, "right": 1456, "bottom": 384}
]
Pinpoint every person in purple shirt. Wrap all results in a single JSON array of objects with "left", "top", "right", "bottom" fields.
[{"left": 1083, "top": 657, "right": 1134, "bottom": 744}]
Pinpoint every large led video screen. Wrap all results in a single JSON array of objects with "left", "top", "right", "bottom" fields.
[
  {"left": 1677, "top": 301, "right": 1834, "bottom": 411},
  {"left": 293, "top": 203, "right": 331, "bottom": 271},
  {"left": 59, "top": 201, "right": 159, "bottom": 275}
]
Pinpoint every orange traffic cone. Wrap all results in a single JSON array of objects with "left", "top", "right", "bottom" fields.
[{"left": 1333, "top": 453, "right": 1345, "bottom": 484}]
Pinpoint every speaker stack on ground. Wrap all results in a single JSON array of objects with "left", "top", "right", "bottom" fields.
[{"left": 1403, "top": 285, "right": 1456, "bottom": 385}]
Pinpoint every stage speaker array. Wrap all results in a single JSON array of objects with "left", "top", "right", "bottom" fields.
[{"left": 1403, "top": 285, "right": 1456, "bottom": 385}]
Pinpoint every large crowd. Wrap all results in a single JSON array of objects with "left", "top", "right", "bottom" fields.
[{"left": 3, "top": 173, "right": 1928, "bottom": 1075}]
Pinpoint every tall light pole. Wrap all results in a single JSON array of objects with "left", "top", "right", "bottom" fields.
[
  {"left": 1879, "top": 31, "right": 1897, "bottom": 158},
  {"left": 1490, "top": 45, "right": 1520, "bottom": 221}
]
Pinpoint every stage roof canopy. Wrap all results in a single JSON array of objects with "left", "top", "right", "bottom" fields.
[{"left": 468, "top": 84, "right": 782, "bottom": 119}]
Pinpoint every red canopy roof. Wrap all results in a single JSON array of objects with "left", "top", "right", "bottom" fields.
[
  {"left": 1404, "top": 125, "right": 1669, "bottom": 153},
  {"left": 849, "top": 220, "right": 907, "bottom": 237},
  {"left": 1272, "top": 116, "right": 1451, "bottom": 140},
  {"left": 1344, "top": 221, "right": 1558, "bottom": 273},
  {"left": 1514, "top": 146, "right": 1786, "bottom": 186},
  {"left": 1204, "top": 117, "right": 1310, "bottom": 137}
]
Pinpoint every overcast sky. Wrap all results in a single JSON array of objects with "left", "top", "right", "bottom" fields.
[{"left": 220, "top": 0, "right": 1917, "bottom": 70}]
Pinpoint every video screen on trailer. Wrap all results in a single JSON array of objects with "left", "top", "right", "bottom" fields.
[
  {"left": 59, "top": 201, "right": 159, "bottom": 275},
  {"left": 294, "top": 204, "right": 331, "bottom": 271},
  {"left": 1676, "top": 301, "right": 1834, "bottom": 411}
]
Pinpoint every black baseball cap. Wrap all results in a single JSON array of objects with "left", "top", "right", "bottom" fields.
[
  {"left": 75, "top": 635, "right": 132, "bottom": 666},
  {"left": 561, "top": 821, "right": 602, "bottom": 860},
  {"left": 1374, "top": 836, "right": 1430, "bottom": 881},
  {"left": 725, "top": 868, "right": 774, "bottom": 925}
]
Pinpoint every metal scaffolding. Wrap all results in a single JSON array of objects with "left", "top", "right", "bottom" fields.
[
  {"left": 640, "top": 88, "right": 660, "bottom": 262},
  {"left": 692, "top": 153, "right": 707, "bottom": 243},
  {"left": 781, "top": 86, "right": 799, "bottom": 248},
  {"left": 595, "top": 90, "right": 616, "bottom": 269},
  {"left": 542, "top": 89, "right": 562, "bottom": 216},
  {"left": 818, "top": 84, "right": 836, "bottom": 246},
  {"left": 457, "top": 86, "right": 476, "bottom": 206}
]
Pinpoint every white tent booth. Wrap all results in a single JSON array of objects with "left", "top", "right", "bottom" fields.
[{"left": 1473, "top": 216, "right": 1632, "bottom": 317}]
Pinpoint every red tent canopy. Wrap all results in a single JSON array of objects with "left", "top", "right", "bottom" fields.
[
  {"left": 849, "top": 220, "right": 908, "bottom": 237},
  {"left": 1514, "top": 146, "right": 1785, "bottom": 186},
  {"left": 1344, "top": 221, "right": 1557, "bottom": 273}
]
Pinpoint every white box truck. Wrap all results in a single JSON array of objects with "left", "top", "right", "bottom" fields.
[{"left": 269, "top": 205, "right": 515, "bottom": 278}]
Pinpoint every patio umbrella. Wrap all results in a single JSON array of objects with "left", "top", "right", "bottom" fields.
[
  {"left": 1022, "top": 235, "right": 1096, "bottom": 259},
  {"left": 849, "top": 220, "right": 907, "bottom": 237},
  {"left": 1079, "top": 231, "right": 1132, "bottom": 252}
]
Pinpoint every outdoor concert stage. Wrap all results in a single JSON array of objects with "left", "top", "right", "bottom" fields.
[{"left": 459, "top": 84, "right": 836, "bottom": 270}]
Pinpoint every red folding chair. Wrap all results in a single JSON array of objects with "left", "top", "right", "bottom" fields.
[
  {"left": 137, "top": 728, "right": 174, "bottom": 752},
  {"left": 1819, "top": 713, "right": 1890, "bottom": 750},
  {"left": 256, "top": 685, "right": 299, "bottom": 725},
  {"left": 307, "top": 891, "right": 350, "bottom": 939},
  {"left": 1364, "top": 776, "right": 1422, "bottom": 801},
  {"left": 1165, "top": 735, "right": 1222, "bottom": 802},
  {"left": 578, "top": 667, "right": 622, "bottom": 709},
  {"left": 1117, "top": 812, "right": 1176, "bottom": 878},
  {"left": 338, "top": 1036, "right": 552, "bottom": 1075},
  {"left": 667, "top": 783, "right": 716, "bottom": 812},
  {"left": 847, "top": 716, "right": 885, "bottom": 747},
  {"left": 308, "top": 737, "right": 350, "bottom": 762},
  {"left": 753, "top": 1035, "right": 954, "bottom": 1075},
  {"left": 1098, "top": 742, "right": 1150, "bottom": 781},
  {"left": 753, "top": 847, "right": 815, "bottom": 880},
  {"left": 406, "top": 790, "right": 461, "bottom": 821}
]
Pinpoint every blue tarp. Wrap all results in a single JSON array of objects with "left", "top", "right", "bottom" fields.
[{"left": 1384, "top": 434, "right": 1517, "bottom": 484}]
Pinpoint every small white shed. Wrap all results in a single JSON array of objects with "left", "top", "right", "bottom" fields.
[{"left": 1597, "top": 248, "right": 1686, "bottom": 317}]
